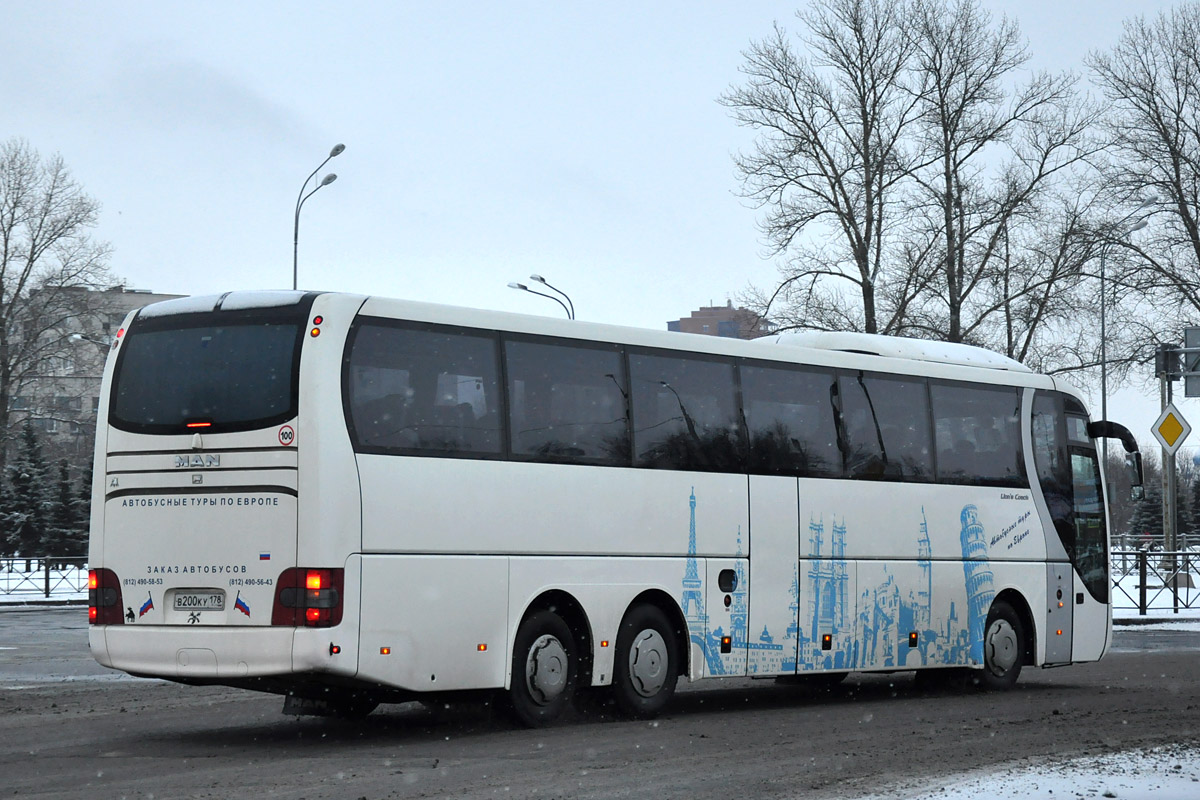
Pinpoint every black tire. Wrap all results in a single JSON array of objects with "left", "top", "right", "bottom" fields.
[
  {"left": 508, "top": 610, "right": 577, "bottom": 727},
  {"left": 612, "top": 605, "right": 678, "bottom": 719},
  {"left": 979, "top": 600, "right": 1024, "bottom": 690}
]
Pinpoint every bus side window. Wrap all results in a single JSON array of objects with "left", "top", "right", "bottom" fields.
[
  {"left": 628, "top": 352, "right": 741, "bottom": 472},
  {"left": 741, "top": 364, "right": 840, "bottom": 478},
  {"left": 504, "top": 338, "right": 629, "bottom": 466},
  {"left": 931, "top": 383, "right": 1025, "bottom": 487},
  {"left": 837, "top": 372, "right": 932, "bottom": 482},
  {"left": 346, "top": 322, "right": 502, "bottom": 456}
]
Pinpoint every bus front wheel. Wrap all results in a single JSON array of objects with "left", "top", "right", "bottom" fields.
[
  {"left": 508, "top": 610, "right": 577, "bottom": 727},
  {"left": 979, "top": 600, "right": 1024, "bottom": 690},
  {"left": 612, "top": 605, "right": 678, "bottom": 719}
]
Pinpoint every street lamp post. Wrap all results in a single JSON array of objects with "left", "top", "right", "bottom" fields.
[
  {"left": 507, "top": 275, "right": 575, "bottom": 319},
  {"left": 293, "top": 143, "right": 345, "bottom": 291},
  {"left": 1099, "top": 201, "right": 1153, "bottom": 468},
  {"left": 529, "top": 274, "right": 574, "bottom": 320}
]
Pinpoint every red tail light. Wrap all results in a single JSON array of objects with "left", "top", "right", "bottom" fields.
[
  {"left": 88, "top": 568, "right": 124, "bottom": 625},
  {"left": 272, "top": 568, "right": 344, "bottom": 628}
]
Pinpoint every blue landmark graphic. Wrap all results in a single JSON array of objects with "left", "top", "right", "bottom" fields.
[
  {"left": 681, "top": 490, "right": 998, "bottom": 677},
  {"left": 680, "top": 489, "right": 718, "bottom": 673},
  {"left": 803, "top": 516, "right": 851, "bottom": 670},
  {"left": 960, "top": 505, "right": 996, "bottom": 665},
  {"left": 680, "top": 488, "right": 774, "bottom": 676}
]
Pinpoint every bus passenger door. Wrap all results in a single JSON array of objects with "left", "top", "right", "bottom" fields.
[
  {"left": 1070, "top": 450, "right": 1111, "bottom": 662},
  {"left": 1032, "top": 391, "right": 1109, "bottom": 665}
]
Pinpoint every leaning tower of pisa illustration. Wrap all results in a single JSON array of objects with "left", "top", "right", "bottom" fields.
[{"left": 959, "top": 504, "right": 995, "bottom": 664}]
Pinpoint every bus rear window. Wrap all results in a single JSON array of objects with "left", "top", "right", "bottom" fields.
[{"left": 110, "top": 318, "right": 302, "bottom": 434}]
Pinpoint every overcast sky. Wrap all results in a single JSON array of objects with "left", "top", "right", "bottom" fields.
[{"left": 2, "top": 0, "right": 1191, "bottom": 446}]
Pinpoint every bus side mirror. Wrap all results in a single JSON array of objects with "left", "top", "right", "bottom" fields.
[{"left": 1126, "top": 451, "right": 1144, "bottom": 500}]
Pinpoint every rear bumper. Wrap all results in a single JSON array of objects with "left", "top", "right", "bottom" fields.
[{"left": 92, "top": 625, "right": 347, "bottom": 681}]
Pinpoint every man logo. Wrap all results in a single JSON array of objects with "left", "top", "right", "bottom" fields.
[{"left": 175, "top": 454, "right": 220, "bottom": 468}]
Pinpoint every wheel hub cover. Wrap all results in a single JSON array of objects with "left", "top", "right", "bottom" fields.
[
  {"left": 985, "top": 619, "right": 1019, "bottom": 676},
  {"left": 526, "top": 634, "right": 567, "bottom": 704},
  {"left": 628, "top": 629, "right": 667, "bottom": 697}
]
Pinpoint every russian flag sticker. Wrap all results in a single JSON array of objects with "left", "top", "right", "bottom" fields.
[{"left": 259, "top": 553, "right": 270, "bottom": 561}]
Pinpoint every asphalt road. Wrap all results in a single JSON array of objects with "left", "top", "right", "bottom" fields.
[{"left": 1, "top": 608, "right": 1198, "bottom": 800}]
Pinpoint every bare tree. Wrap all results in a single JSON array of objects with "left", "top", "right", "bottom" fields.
[
  {"left": 0, "top": 138, "right": 113, "bottom": 474},
  {"left": 725, "top": 0, "right": 1101, "bottom": 368},
  {"left": 721, "top": 0, "right": 924, "bottom": 334},
  {"left": 1088, "top": 3, "right": 1200, "bottom": 346},
  {"left": 902, "top": 0, "right": 1099, "bottom": 353},
  {"left": 994, "top": 189, "right": 1107, "bottom": 373}
]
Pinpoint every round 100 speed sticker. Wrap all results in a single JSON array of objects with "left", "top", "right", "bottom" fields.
[{"left": 278, "top": 425, "right": 295, "bottom": 446}]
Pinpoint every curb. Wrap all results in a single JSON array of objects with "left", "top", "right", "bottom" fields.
[
  {"left": 0, "top": 599, "right": 87, "bottom": 610},
  {"left": 1114, "top": 617, "right": 1199, "bottom": 625}
]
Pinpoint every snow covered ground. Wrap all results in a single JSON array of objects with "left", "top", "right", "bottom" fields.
[{"left": 859, "top": 744, "right": 1200, "bottom": 800}]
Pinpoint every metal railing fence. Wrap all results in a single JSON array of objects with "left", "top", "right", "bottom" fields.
[
  {"left": 3, "top": 552, "right": 1198, "bottom": 615},
  {"left": 1111, "top": 550, "right": 1199, "bottom": 616},
  {"left": 0, "top": 557, "right": 89, "bottom": 598}
]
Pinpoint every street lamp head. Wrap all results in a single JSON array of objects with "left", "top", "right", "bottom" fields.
[
  {"left": 330, "top": 143, "right": 345, "bottom": 158},
  {"left": 321, "top": 173, "right": 337, "bottom": 186},
  {"left": 1127, "top": 219, "right": 1149, "bottom": 233},
  {"left": 529, "top": 274, "right": 546, "bottom": 284},
  {"left": 508, "top": 282, "right": 527, "bottom": 290},
  {"left": 70, "top": 332, "right": 109, "bottom": 348}
]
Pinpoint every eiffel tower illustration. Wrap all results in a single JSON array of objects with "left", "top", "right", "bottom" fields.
[{"left": 680, "top": 488, "right": 723, "bottom": 674}]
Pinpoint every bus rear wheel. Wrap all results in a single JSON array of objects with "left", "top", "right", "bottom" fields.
[
  {"left": 612, "top": 605, "right": 678, "bottom": 719},
  {"left": 508, "top": 610, "right": 577, "bottom": 727},
  {"left": 979, "top": 600, "right": 1024, "bottom": 690}
]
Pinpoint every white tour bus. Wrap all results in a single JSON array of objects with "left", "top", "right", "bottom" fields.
[{"left": 88, "top": 290, "right": 1142, "bottom": 724}]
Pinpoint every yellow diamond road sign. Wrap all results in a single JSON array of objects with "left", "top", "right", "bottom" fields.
[{"left": 1153, "top": 403, "right": 1191, "bottom": 455}]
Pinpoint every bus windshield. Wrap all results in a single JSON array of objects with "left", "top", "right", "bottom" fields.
[{"left": 110, "top": 311, "right": 304, "bottom": 434}]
